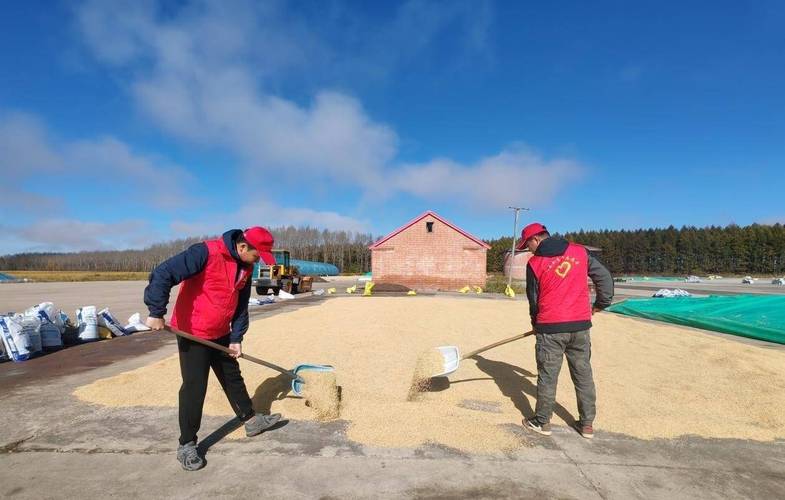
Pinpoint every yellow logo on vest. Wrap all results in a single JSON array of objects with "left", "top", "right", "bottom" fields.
[
  {"left": 544, "top": 255, "right": 580, "bottom": 277},
  {"left": 555, "top": 261, "right": 572, "bottom": 278}
]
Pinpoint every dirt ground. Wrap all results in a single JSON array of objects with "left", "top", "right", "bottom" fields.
[
  {"left": 2, "top": 292, "right": 785, "bottom": 498},
  {"left": 75, "top": 296, "right": 785, "bottom": 453}
]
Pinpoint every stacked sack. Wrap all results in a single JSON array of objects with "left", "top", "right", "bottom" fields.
[
  {"left": 25, "top": 302, "right": 65, "bottom": 351},
  {"left": 76, "top": 306, "right": 132, "bottom": 341},
  {"left": 1, "top": 301, "right": 151, "bottom": 363},
  {"left": 75, "top": 306, "right": 100, "bottom": 342},
  {"left": 0, "top": 314, "right": 41, "bottom": 362},
  {"left": 98, "top": 308, "right": 129, "bottom": 338},
  {"left": 1, "top": 302, "right": 73, "bottom": 361}
]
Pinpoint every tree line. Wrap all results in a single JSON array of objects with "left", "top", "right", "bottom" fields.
[
  {"left": 0, "top": 227, "right": 376, "bottom": 274},
  {"left": 486, "top": 224, "right": 785, "bottom": 275},
  {"left": 3, "top": 223, "right": 784, "bottom": 276},
  {"left": 265, "top": 226, "right": 375, "bottom": 273}
]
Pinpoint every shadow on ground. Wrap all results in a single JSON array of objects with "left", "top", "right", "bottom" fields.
[
  {"left": 251, "top": 373, "right": 293, "bottom": 414},
  {"left": 198, "top": 416, "right": 289, "bottom": 456},
  {"left": 471, "top": 355, "right": 577, "bottom": 426},
  {"left": 415, "top": 355, "right": 577, "bottom": 425},
  {"left": 196, "top": 373, "right": 294, "bottom": 456}
]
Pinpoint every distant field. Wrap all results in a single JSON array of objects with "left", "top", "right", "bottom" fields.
[{"left": 3, "top": 271, "right": 149, "bottom": 282}]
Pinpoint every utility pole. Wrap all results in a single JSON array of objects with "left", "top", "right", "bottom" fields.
[{"left": 507, "top": 206, "right": 530, "bottom": 289}]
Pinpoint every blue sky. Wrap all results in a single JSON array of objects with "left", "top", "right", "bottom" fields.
[{"left": 1, "top": 0, "right": 783, "bottom": 254}]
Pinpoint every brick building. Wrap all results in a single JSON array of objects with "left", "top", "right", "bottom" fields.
[{"left": 369, "top": 211, "right": 490, "bottom": 291}]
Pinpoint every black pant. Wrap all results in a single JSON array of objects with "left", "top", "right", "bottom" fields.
[{"left": 177, "top": 334, "right": 255, "bottom": 445}]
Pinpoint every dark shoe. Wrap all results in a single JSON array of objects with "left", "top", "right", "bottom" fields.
[
  {"left": 578, "top": 423, "right": 594, "bottom": 439},
  {"left": 524, "top": 418, "right": 552, "bottom": 436},
  {"left": 177, "top": 441, "right": 205, "bottom": 471},
  {"left": 245, "top": 413, "right": 282, "bottom": 437}
]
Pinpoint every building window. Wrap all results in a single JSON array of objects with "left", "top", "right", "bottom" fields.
[{"left": 426, "top": 221, "right": 434, "bottom": 233}]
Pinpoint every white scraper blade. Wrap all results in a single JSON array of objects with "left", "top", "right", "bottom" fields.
[{"left": 433, "top": 345, "right": 460, "bottom": 377}]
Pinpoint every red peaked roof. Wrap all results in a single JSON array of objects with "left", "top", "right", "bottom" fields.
[{"left": 369, "top": 211, "right": 491, "bottom": 250}]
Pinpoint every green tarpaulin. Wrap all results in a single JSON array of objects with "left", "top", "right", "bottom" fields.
[{"left": 607, "top": 294, "right": 785, "bottom": 345}]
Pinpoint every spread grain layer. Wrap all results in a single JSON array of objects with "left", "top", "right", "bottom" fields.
[
  {"left": 300, "top": 370, "right": 340, "bottom": 421},
  {"left": 74, "top": 296, "right": 785, "bottom": 453},
  {"left": 409, "top": 349, "right": 448, "bottom": 399}
]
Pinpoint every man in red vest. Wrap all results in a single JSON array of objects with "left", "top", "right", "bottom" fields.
[
  {"left": 144, "top": 227, "right": 281, "bottom": 471},
  {"left": 519, "top": 223, "right": 613, "bottom": 439}
]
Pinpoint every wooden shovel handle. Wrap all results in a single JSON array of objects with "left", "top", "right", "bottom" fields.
[
  {"left": 462, "top": 330, "right": 535, "bottom": 360},
  {"left": 164, "top": 325, "right": 295, "bottom": 377}
]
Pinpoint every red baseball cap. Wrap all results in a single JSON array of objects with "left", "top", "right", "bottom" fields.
[
  {"left": 244, "top": 226, "right": 276, "bottom": 265},
  {"left": 516, "top": 222, "right": 548, "bottom": 250}
]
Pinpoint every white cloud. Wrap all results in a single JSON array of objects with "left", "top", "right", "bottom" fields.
[
  {"left": 0, "top": 188, "right": 64, "bottom": 214},
  {"left": 1, "top": 218, "right": 158, "bottom": 253},
  {"left": 3, "top": 1, "right": 535, "bottom": 254},
  {"left": 170, "top": 199, "right": 368, "bottom": 238},
  {"left": 0, "top": 111, "right": 201, "bottom": 253},
  {"left": 66, "top": 0, "right": 586, "bottom": 241},
  {"left": 75, "top": 0, "right": 154, "bottom": 65},
  {"left": 392, "top": 148, "right": 583, "bottom": 210},
  {"left": 73, "top": 0, "right": 546, "bottom": 206},
  {"left": 134, "top": 73, "right": 397, "bottom": 192},
  {"left": 0, "top": 108, "right": 372, "bottom": 253},
  {"left": 237, "top": 200, "right": 369, "bottom": 233},
  {"left": 65, "top": 136, "right": 194, "bottom": 208},
  {"left": 1, "top": 201, "right": 368, "bottom": 254},
  {"left": 0, "top": 112, "right": 193, "bottom": 209},
  {"left": 0, "top": 113, "right": 63, "bottom": 178}
]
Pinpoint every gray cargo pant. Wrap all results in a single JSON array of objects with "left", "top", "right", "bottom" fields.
[{"left": 534, "top": 330, "right": 596, "bottom": 427}]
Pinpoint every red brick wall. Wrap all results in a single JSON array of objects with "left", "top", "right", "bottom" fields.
[{"left": 371, "top": 215, "right": 487, "bottom": 291}]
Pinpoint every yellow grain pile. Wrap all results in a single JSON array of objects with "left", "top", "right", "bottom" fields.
[
  {"left": 408, "top": 349, "right": 447, "bottom": 399},
  {"left": 74, "top": 296, "right": 785, "bottom": 454},
  {"left": 300, "top": 370, "right": 340, "bottom": 421}
]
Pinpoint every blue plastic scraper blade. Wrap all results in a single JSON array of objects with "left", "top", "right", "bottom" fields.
[{"left": 291, "top": 363, "right": 335, "bottom": 395}]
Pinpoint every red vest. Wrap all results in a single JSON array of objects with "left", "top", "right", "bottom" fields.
[
  {"left": 171, "top": 238, "right": 251, "bottom": 340},
  {"left": 528, "top": 243, "right": 591, "bottom": 325}
]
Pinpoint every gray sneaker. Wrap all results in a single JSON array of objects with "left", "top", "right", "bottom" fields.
[
  {"left": 177, "top": 441, "right": 204, "bottom": 471},
  {"left": 245, "top": 413, "right": 282, "bottom": 437}
]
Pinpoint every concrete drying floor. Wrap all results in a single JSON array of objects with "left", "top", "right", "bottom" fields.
[{"left": 1, "top": 291, "right": 784, "bottom": 499}]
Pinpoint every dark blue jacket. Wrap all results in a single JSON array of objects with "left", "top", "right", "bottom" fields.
[{"left": 144, "top": 229, "right": 252, "bottom": 343}]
